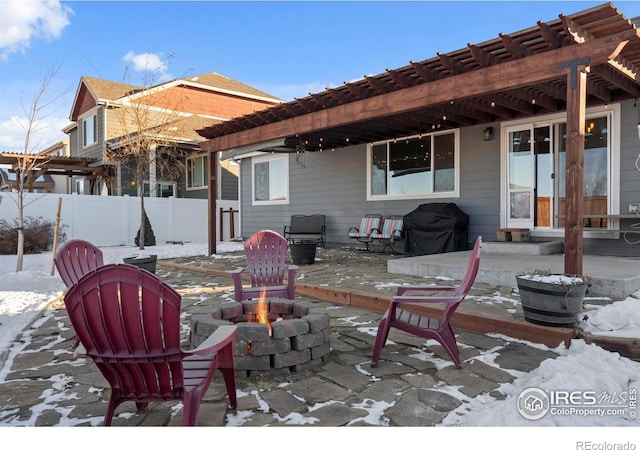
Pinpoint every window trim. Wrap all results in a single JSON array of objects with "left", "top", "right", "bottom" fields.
[
  {"left": 82, "top": 113, "right": 97, "bottom": 148},
  {"left": 366, "top": 129, "right": 460, "bottom": 201},
  {"left": 186, "top": 154, "right": 208, "bottom": 191},
  {"left": 251, "top": 153, "right": 289, "bottom": 206}
]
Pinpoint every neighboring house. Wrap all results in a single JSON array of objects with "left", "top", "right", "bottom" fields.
[
  {"left": 37, "top": 139, "right": 72, "bottom": 194},
  {"left": 198, "top": 3, "right": 640, "bottom": 258},
  {"left": 63, "top": 73, "right": 282, "bottom": 199}
]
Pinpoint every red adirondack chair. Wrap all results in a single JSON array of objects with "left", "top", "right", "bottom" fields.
[
  {"left": 371, "top": 236, "right": 482, "bottom": 369},
  {"left": 64, "top": 263, "right": 238, "bottom": 426},
  {"left": 54, "top": 239, "right": 104, "bottom": 288},
  {"left": 54, "top": 239, "right": 105, "bottom": 349},
  {"left": 230, "top": 230, "right": 297, "bottom": 301}
]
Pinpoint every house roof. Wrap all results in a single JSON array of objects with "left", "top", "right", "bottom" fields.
[
  {"left": 179, "top": 72, "right": 282, "bottom": 102},
  {"left": 197, "top": 2, "right": 640, "bottom": 153},
  {"left": 70, "top": 72, "right": 281, "bottom": 122},
  {"left": 82, "top": 76, "right": 142, "bottom": 101}
]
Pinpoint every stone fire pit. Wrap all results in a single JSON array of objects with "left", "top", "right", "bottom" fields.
[{"left": 190, "top": 298, "right": 331, "bottom": 377}]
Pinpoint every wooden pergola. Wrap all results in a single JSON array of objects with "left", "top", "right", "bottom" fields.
[
  {"left": 198, "top": 3, "right": 640, "bottom": 274},
  {"left": 0, "top": 153, "right": 110, "bottom": 194}
]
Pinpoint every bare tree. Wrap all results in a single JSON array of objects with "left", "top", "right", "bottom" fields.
[
  {"left": 106, "top": 60, "right": 188, "bottom": 250},
  {"left": 10, "top": 63, "right": 67, "bottom": 272}
]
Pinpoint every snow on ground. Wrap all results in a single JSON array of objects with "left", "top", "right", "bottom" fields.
[
  {"left": 0, "top": 241, "right": 242, "bottom": 355},
  {"left": 0, "top": 240, "right": 639, "bottom": 434}
]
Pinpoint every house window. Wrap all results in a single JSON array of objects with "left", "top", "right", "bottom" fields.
[
  {"left": 143, "top": 181, "right": 175, "bottom": 197},
  {"left": 252, "top": 154, "right": 288, "bottom": 204},
  {"left": 369, "top": 130, "right": 459, "bottom": 200},
  {"left": 187, "top": 155, "right": 208, "bottom": 189},
  {"left": 83, "top": 114, "right": 96, "bottom": 147}
]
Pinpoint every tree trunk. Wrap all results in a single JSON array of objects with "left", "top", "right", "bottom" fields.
[
  {"left": 16, "top": 185, "right": 24, "bottom": 272},
  {"left": 139, "top": 186, "right": 145, "bottom": 250}
]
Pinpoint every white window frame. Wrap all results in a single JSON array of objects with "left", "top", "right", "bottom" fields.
[
  {"left": 366, "top": 129, "right": 460, "bottom": 201},
  {"left": 500, "top": 103, "right": 620, "bottom": 238},
  {"left": 143, "top": 180, "right": 177, "bottom": 198},
  {"left": 251, "top": 153, "right": 289, "bottom": 205},
  {"left": 82, "top": 113, "right": 97, "bottom": 147},
  {"left": 186, "top": 154, "right": 208, "bottom": 190}
]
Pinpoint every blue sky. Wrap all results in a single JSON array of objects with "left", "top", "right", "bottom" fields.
[{"left": 2, "top": 0, "right": 640, "bottom": 154}]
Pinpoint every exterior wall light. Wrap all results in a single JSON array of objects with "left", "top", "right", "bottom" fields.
[{"left": 483, "top": 126, "right": 494, "bottom": 141}]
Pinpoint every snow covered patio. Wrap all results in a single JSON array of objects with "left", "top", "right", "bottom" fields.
[{"left": 0, "top": 242, "right": 638, "bottom": 431}]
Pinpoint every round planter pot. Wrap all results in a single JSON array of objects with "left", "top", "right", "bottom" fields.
[
  {"left": 515, "top": 274, "right": 589, "bottom": 328},
  {"left": 289, "top": 243, "right": 316, "bottom": 265}
]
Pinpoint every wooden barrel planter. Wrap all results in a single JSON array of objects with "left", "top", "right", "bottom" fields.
[{"left": 516, "top": 274, "right": 589, "bottom": 328}]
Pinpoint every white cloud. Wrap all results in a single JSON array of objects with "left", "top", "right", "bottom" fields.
[
  {"left": 122, "top": 51, "right": 173, "bottom": 83},
  {"left": 0, "top": 0, "right": 73, "bottom": 61},
  {"left": 0, "top": 114, "right": 69, "bottom": 153}
]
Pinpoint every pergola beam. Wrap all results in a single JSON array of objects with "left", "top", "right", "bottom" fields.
[{"left": 200, "top": 30, "right": 634, "bottom": 153}]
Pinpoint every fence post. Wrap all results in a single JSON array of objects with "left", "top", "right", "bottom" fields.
[{"left": 50, "top": 197, "right": 62, "bottom": 276}]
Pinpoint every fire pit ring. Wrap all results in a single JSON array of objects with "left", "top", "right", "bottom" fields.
[{"left": 190, "top": 298, "right": 331, "bottom": 377}]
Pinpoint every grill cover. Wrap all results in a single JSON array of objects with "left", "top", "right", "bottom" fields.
[{"left": 403, "top": 203, "right": 469, "bottom": 256}]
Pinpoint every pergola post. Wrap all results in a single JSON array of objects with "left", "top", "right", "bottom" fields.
[
  {"left": 207, "top": 148, "right": 217, "bottom": 256},
  {"left": 561, "top": 58, "right": 589, "bottom": 276}
]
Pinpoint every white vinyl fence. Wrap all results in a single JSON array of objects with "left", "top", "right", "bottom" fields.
[{"left": 0, "top": 193, "right": 239, "bottom": 247}]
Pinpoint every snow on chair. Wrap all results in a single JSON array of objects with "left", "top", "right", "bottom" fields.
[
  {"left": 230, "top": 230, "right": 298, "bottom": 301},
  {"left": 348, "top": 214, "right": 383, "bottom": 251},
  {"left": 371, "top": 236, "right": 482, "bottom": 369},
  {"left": 64, "top": 263, "right": 238, "bottom": 426}
]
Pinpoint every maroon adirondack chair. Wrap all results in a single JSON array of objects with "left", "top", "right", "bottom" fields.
[
  {"left": 64, "top": 264, "right": 238, "bottom": 426},
  {"left": 371, "top": 236, "right": 482, "bottom": 369},
  {"left": 54, "top": 239, "right": 105, "bottom": 349},
  {"left": 54, "top": 239, "right": 104, "bottom": 288},
  {"left": 230, "top": 230, "right": 297, "bottom": 301}
]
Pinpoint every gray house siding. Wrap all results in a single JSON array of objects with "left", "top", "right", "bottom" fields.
[
  {"left": 237, "top": 129, "right": 502, "bottom": 249},
  {"left": 235, "top": 101, "right": 640, "bottom": 255}
]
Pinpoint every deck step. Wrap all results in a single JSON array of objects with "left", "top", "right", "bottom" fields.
[{"left": 482, "top": 240, "right": 563, "bottom": 255}]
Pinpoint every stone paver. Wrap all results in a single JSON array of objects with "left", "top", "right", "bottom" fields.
[{"left": 0, "top": 247, "right": 567, "bottom": 427}]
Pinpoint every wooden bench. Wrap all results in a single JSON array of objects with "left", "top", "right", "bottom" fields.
[
  {"left": 283, "top": 214, "right": 326, "bottom": 247},
  {"left": 497, "top": 228, "right": 530, "bottom": 242}
]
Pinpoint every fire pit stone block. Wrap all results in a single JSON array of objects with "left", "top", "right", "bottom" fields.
[
  {"left": 311, "top": 342, "right": 331, "bottom": 359},
  {"left": 219, "top": 302, "right": 243, "bottom": 319},
  {"left": 236, "top": 322, "right": 271, "bottom": 341},
  {"left": 292, "top": 331, "right": 326, "bottom": 350},
  {"left": 272, "top": 318, "right": 310, "bottom": 339},
  {"left": 273, "top": 349, "right": 311, "bottom": 369},
  {"left": 269, "top": 299, "right": 295, "bottom": 315},
  {"left": 303, "top": 314, "right": 330, "bottom": 333},
  {"left": 250, "top": 338, "right": 292, "bottom": 356}
]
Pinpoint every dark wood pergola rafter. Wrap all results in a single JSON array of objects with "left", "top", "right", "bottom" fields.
[{"left": 198, "top": 3, "right": 640, "bottom": 267}]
